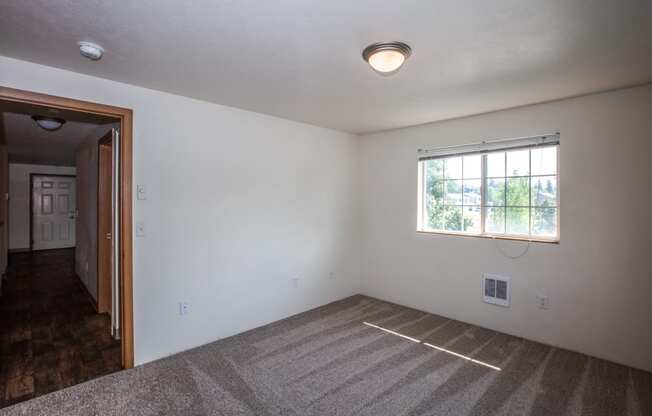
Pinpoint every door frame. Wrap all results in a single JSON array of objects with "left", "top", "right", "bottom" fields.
[
  {"left": 0, "top": 86, "right": 135, "bottom": 369},
  {"left": 29, "top": 173, "right": 77, "bottom": 251}
]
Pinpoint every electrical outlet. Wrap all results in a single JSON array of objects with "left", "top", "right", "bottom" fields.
[
  {"left": 328, "top": 272, "right": 335, "bottom": 280},
  {"left": 536, "top": 295, "right": 550, "bottom": 310},
  {"left": 179, "top": 302, "right": 189, "bottom": 315},
  {"left": 292, "top": 277, "right": 300, "bottom": 288}
]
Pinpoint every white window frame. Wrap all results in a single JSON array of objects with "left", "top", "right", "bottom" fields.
[{"left": 416, "top": 134, "right": 560, "bottom": 243}]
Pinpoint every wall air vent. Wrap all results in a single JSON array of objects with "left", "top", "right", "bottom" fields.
[{"left": 483, "top": 274, "right": 510, "bottom": 307}]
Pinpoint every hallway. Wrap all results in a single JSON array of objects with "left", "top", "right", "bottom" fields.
[{"left": 0, "top": 249, "right": 121, "bottom": 407}]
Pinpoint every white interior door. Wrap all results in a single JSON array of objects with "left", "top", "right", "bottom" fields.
[{"left": 32, "top": 175, "right": 76, "bottom": 250}]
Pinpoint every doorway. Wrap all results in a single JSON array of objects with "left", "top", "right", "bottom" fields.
[
  {"left": 0, "top": 86, "right": 134, "bottom": 406},
  {"left": 30, "top": 174, "right": 77, "bottom": 250}
]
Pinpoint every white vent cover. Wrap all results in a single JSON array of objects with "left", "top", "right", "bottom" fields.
[{"left": 483, "top": 274, "right": 511, "bottom": 307}]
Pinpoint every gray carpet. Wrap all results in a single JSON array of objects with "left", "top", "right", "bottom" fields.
[{"left": 2, "top": 295, "right": 651, "bottom": 415}]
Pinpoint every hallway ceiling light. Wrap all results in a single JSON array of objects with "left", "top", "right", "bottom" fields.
[
  {"left": 362, "top": 41, "right": 412, "bottom": 76},
  {"left": 32, "top": 115, "right": 66, "bottom": 131},
  {"left": 78, "top": 41, "right": 104, "bottom": 60}
]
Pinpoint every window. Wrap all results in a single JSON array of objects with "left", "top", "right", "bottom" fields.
[{"left": 417, "top": 134, "right": 559, "bottom": 241}]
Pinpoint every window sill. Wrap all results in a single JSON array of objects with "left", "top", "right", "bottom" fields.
[{"left": 416, "top": 230, "right": 559, "bottom": 244}]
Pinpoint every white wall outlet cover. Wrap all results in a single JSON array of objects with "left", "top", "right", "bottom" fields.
[
  {"left": 179, "top": 302, "right": 189, "bottom": 315},
  {"left": 537, "top": 294, "right": 551, "bottom": 309},
  {"left": 292, "top": 277, "right": 300, "bottom": 288}
]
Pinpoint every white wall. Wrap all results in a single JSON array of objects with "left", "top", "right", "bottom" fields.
[
  {"left": 359, "top": 84, "right": 652, "bottom": 372},
  {"left": 8, "top": 163, "right": 77, "bottom": 250},
  {"left": 0, "top": 56, "right": 361, "bottom": 365},
  {"left": 3, "top": 55, "right": 650, "bottom": 373}
]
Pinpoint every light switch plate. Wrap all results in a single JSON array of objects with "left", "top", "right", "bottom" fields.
[
  {"left": 137, "top": 184, "right": 147, "bottom": 200},
  {"left": 135, "top": 221, "right": 145, "bottom": 237}
]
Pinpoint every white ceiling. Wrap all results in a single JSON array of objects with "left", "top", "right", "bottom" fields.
[
  {"left": 2, "top": 112, "right": 104, "bottom": 166},
  {"left": 1, "top": 1, "right": 651, "bottom": 134},
  {"left": 1, "top": 100, "right": 117, "bottom": 166}
]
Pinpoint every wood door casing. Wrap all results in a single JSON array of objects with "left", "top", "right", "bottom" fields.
[
  {"left": 97, "top": 134, "right": 113, "bottom": 314},
  {"left": 0, "top": 142, "right": 7, "bottom": 277},
  {"left": 0, "top": 86, "right": 134, "bottom": 369}
]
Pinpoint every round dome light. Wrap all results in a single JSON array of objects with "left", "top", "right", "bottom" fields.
[
  {"left": 78, "top": 41, "right": 104, "bottom": 61},
  {"left": 362, "top": 42, "right": 412, "bottom": 76},
  {"left": 32, "top": 115, "right": 66, "bottom": 131}
]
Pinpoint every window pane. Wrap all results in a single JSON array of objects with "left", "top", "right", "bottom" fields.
[
  {"left": 445, "top": 157, "right": 463, "bottom": 179},
  {"left": 531, "top": 146, "right": 557, "bottom": 176},
  {"left": 486, "top": 152, "right": 505, "bottom": 177},
  {"left": 444, "top": 206, "right": 463, "bottom": 231},
  {"left": 486, "top": 178, "right": 505, "bottom": 206},
  {"left": 506, "top": 207, "right": 530, "bottom": 234},
  {"left": 532, "top": 208, "right": 557, "bottom": 236},
  {"left": 463, "top": 179, "right": 481, "bottom": 205},
  {"left": 420, "top": 142, "right": 558, "bottom": 239},
  {"left": 426, "top": 204, "right": 445, "bottom": 230},
  {"left": 506, "top": 149, "right": 529, "bottom": 176},
  {"left": 463, "top": 155, "right": 481, "bottom": 179},
  {"left": 425, "top": 159, "right": 444, "bottom": 180},
  {"left": 426, "top": 179, "right": 444, "bottom": 205},
  {"left": 485, "top": 207, "right": 505, "bottom": 233},
  {"left": 531, "top": 176, "right": 557, "bottom": 207},
  {"left": 463, "top": 206, "right": 481, "bottom": 233},
  {"left": 445, "top": 180, "right": 463, "bottom": 205},
  {"left": 506, "top": 177, "right": 529, "bottom": 206}
]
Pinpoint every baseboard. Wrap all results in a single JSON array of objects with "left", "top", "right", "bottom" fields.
[{"left": 9, "top": 248, "right": 30, "bottom": 253}]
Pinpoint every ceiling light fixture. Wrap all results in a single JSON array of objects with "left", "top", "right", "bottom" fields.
[
  {"left": 362, "top": 41, "right": 412, "bottom": 76},
  {"left": 32, "top": 115, "right": 66, "bottom": 131},
  {"left": 78, "top": 41, "right": 104, "bottom": 60}
]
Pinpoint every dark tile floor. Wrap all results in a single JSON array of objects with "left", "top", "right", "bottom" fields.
[{"left": 0, "top": 249, "right": 121, "bottom": 408}]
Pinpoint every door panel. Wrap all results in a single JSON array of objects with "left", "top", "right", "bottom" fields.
[
  {"left": 41, "top": 194, "right": 53, "bottom": 214},
  {"left": 59, "top": 222, "right": 71, "bottom": 240},
  {"left": 97, "top": 128, "right": 121, "bottom": 340},
  {"left": 32, "top": 175, "right": 76, "bottom": 250},
  {"left": 58, "top": 194, "right": 69, "bottom": 212},
  {"left": 98, "top": 133, "right": 113, "bottom": 315}
]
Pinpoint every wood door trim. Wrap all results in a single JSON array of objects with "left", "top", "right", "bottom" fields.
[{"left": 0, "top": 86, "right": 135, "bottom": 369}]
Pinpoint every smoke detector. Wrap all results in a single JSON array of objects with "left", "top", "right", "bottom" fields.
[{"left": 78, "top": 41, "right": 104, "bottom": 61}]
